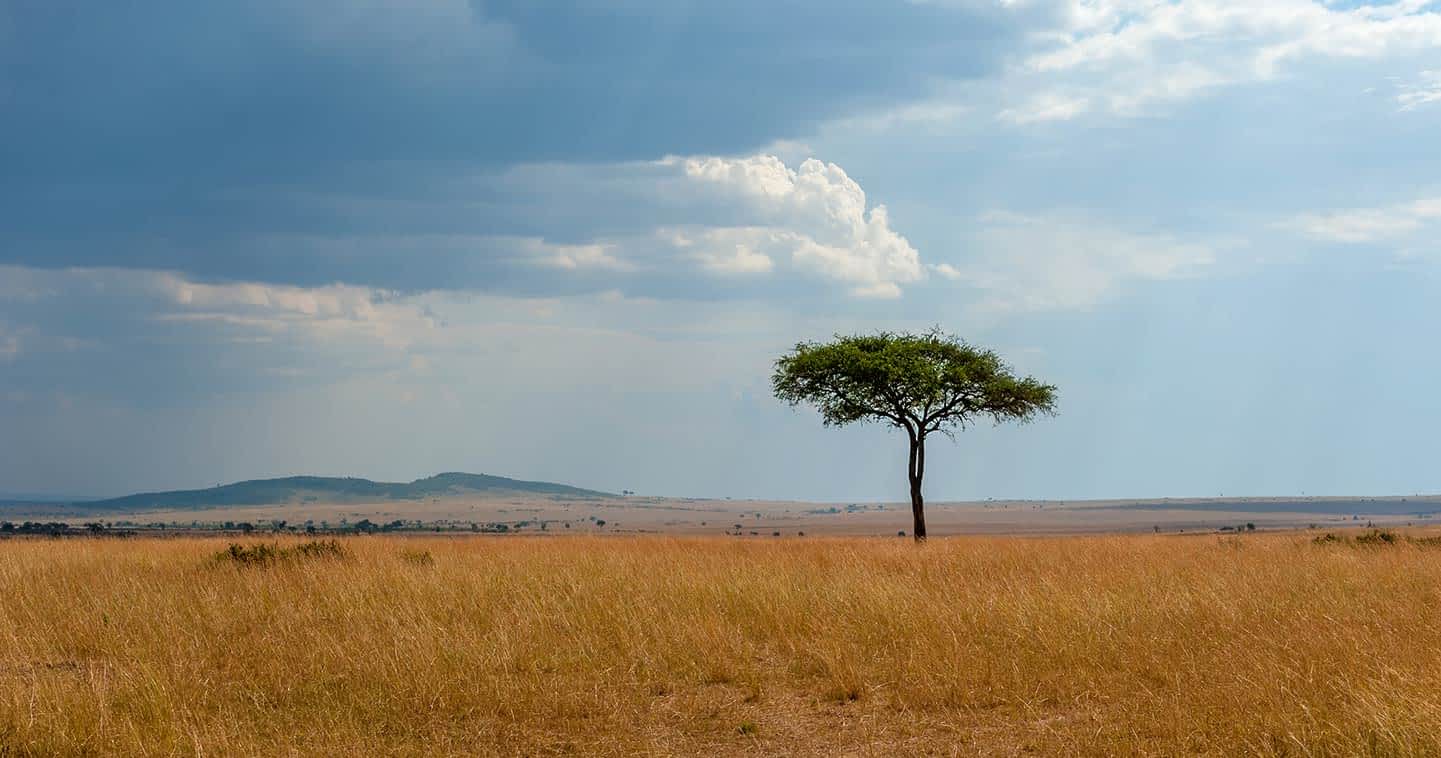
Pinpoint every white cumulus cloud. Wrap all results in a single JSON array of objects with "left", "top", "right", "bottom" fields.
[{"left": 676, "top": 155, "right": 926, "bottom": 297}]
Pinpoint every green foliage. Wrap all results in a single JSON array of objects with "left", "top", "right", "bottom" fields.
[
  {"left": 772, "top": 329, "right": 1057, "bottom": 438},
  {"left": 774, "top": 329, "right": 1057, "bottom": 541}
]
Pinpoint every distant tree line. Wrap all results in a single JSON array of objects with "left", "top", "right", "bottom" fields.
[
  {"left": 0, "top": 521, "right": 137, "bottom": 537},
  {"left": 1, "top": 515, "right": 606, "bottom": 538}
]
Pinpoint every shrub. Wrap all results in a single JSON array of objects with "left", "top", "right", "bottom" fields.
[
  {"left": 1355, "top": 529, "right": 1399, "bottom": 545},
  {"left": 214, "top": 540, "right": 347, "bottom": 567},
  {"left": 1310, "top": 529, "right": 1441, "bottom": 548},
  {"left": 400, "top": 549, "right": 435, "bottom": 567},
  {"left": 219, "top": 543, "right": 280, "bottom": 565}
]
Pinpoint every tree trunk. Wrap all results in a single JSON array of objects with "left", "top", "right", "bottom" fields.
[{"left": 908, "top": 434, "right": 927, "bottom": 542}]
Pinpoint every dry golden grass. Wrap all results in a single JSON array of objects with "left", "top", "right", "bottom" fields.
[{"left": 2, "top": 533, "right": 1441, "bottom": 756}]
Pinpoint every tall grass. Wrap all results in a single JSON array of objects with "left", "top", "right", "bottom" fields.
[{"left": 2, "top": 534, "right": 1440, "bottom": 755}]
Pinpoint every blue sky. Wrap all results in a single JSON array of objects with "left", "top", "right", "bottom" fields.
[{"left": 3, "top": 0, "right": 1441, "bottom": 500}]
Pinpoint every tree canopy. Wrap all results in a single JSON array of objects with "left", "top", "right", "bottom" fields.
[
  {"left": 773, "top": 330, "right": 1057, "bottom": 437},
  {"left": 773, "top": 330, "right": 1057, "bottom": 540}
]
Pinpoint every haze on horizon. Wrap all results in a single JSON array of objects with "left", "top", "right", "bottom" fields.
[{"left": 3, "top": 1, "right": 1441, "bottom": 503}]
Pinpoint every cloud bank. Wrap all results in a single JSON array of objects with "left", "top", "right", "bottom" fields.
[{"left": 1002, "top": 0, "right": 1441, "bottom": 122}]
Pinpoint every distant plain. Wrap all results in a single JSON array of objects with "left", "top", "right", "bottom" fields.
[{"left": 7, "top": 492, "right": 1438, "bottom": 536}]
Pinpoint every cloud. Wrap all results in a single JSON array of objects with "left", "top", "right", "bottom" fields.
[
  {"left": 1284, "top": 196, "right": 1441, "bottom": 242},
  {"left": 826, "top": 101, "right": 972, "bottom": 133},
  {"left": 950, "top": 211, "right": 1218, "bottom": 312},
  {"left": 676, "top": 156, "right": 925, "bottom": 297},
  {"left": 1005, "top": 0, "right": 1441, "bottom": 122},
  {"left": 998, "top": 91, "right": 1094, "bottom": 124},
  {"left": 1, "top": 153, "right": 929, "bottom": 300},
  {"left": 0, "top": 325, "right": 19, "bottom": 361},
  {"left": 495, "top": 154, "right": 932, "bottom": 298},
  {"left": 929, "top": 263, "right": 964, "bottom": 280},
  {"left": 0, "top": 263, "right": 825, "bottom": 418},
  {"left": 669, "top": 230, "right": 777, "bottom": 275},
  {"left": 0, "top": 0, "right": 1022, "bottom": 181},
  {"left": 0, "top": 265, "right": 439, "bottom": 361},
  {"left": 513, "top": 239, "right": 634, "bottom": 272},
  {"left": 1397, "top": 70, "right": 1441, "bottom": 110},
  {"left": 155, "top": 275, "right": 439, "bottom": 350},
  {"left": 1, "top": 0, "right": 1045, "bottom": 309},
  {"left": 0, "top": 263, "right": 838, "bottom": 496}
]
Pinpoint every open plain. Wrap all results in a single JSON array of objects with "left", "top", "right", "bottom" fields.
[
  {"left": 15, "top": 492, "right": 1439, "bottom": 537},
  {"left": 4, "top": 531, "right": 1441, "bottom": 755}
]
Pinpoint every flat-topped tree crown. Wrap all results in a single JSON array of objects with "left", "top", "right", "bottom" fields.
[{"left": 773, "top": 330, "right": 1057, "bottom": 541}]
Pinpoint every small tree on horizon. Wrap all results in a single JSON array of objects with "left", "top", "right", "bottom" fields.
[{"left": 773, "top": 330, "right": 1057, "bottom": 542}]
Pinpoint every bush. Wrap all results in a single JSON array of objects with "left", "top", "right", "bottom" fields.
[
  {"left": 1311, "top": 529, "right": 1441, "bottom": 548},
  {"left": 400, "top": 549, "right": 435, "bottom": 567},
  {"left": 1355, "top": 529, "right": 1400, "bottom": 545},
  {"left": 219, "top": 543, "right": 280, "bottom": 565},
  {"left": 214, "top": 540, "right": 347, "bottom": 566}
]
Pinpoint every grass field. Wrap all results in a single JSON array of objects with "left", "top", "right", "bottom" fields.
[{"left": 3, "top": 533, "right": 1441, "bottom": 756}]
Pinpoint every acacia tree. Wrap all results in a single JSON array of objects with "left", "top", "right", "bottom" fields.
[{"left": 773, "top": 330, "right": 1056, "bottom": 541}]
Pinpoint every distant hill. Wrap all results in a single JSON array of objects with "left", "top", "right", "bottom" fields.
[
  {"left": 0, "top": 500, "right": 81, "bottom": 518},
  {"left": 75, "top": 472, "right": 613, "bottom": 513}
]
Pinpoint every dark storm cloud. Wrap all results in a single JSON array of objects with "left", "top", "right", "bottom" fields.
[{"left": 0, "top": 0, "right": 1033, "bottom": 288}]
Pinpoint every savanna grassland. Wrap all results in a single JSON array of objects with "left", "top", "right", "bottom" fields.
[{"left": 3, "top": 533, "right": 1441, "bottom": 756}]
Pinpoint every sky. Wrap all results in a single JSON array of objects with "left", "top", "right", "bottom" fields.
[{"left": 3, "top": 0, "right": 1441, "bottom": 501}]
